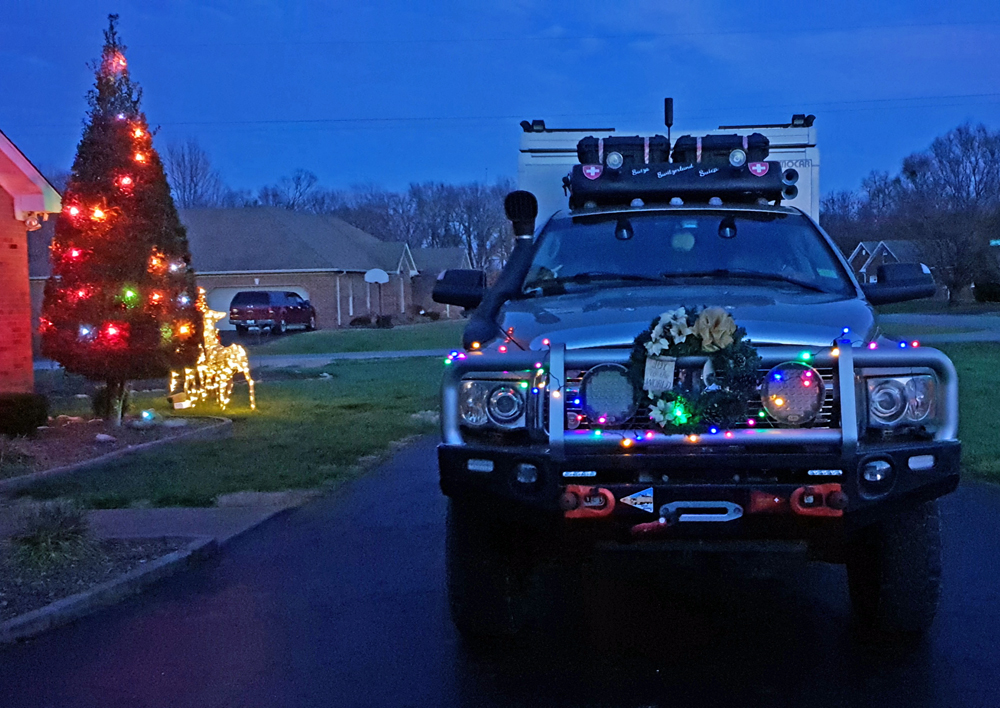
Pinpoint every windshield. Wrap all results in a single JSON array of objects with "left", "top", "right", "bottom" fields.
[{"left": 521, "top": 211, "right": 855, "bottom": 298}]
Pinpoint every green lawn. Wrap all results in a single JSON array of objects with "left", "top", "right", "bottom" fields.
[
  {"left": 935, "top": 343, "right": 1000, "bottom": 481},
  {"left": 879, "top": 324, "right": 982, "bottom": 338},
  {"left": 18, "top": 358, "right": 443, "bottom": 508},
  {"left": 876, "top": 300, "right": 1000, "bottom": 316},
  {"left": 253, "top": 319, "right": 465, "bottom": 356}
]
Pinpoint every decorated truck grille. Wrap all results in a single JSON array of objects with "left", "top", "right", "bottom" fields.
[{"left": 551, "top": 365, "right": 838, "bottom": 433}]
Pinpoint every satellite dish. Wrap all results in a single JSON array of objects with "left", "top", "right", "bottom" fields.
[{"left": 364, "top": 268, "right": 389, "bottom": 284}]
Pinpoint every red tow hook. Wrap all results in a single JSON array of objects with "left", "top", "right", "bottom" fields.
[
  {"left": 561, "top": 485, "right": 616, "bottom": 519},
  {"left": 790, "top": 483, "right": 848, "bottom": 518}
]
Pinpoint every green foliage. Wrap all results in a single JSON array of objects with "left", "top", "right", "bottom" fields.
[
  {"left": 627, "top": 310, "right": 761, "bottom": 435},
  {"left": 0, "top": 394, "right": 48, "bottom": 437},
  {"left": 40, "top": 14, "right": 201, "bottom": 385},
  {"left": 12, "top": 500, "right": 91, "bottom": 566}
]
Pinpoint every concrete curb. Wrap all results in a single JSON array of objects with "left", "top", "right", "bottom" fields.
[
  {"left": 0, "top": 536, "right": 217, "bottom": 645},
  {"left": 0, "top": 417, "right": 232, "bottom": 496}
]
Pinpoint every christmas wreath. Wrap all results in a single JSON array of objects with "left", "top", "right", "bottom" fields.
[{"left": 627, "top": 307, "right": 761, "bottom": 435}]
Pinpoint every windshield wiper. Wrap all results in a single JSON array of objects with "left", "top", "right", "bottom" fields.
[
  {"left": 523, "top": 271, "right": 665, "bottom": 293},
  {"left": 659, "top": 269, "right": 832, "bottom": 294}
]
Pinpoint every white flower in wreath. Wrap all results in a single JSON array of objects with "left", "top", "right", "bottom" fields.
[
  {"left": 668, "top": 318, "right": 694, "bottom": 345},
  {"left": 649, "top": 399, "right": 673, "bottom": 426}
]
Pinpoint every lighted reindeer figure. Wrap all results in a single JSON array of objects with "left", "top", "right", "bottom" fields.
[{"left": 170, "top": 295, "right": 256, "bottom": 410}]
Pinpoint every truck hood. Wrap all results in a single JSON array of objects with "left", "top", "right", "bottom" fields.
[{"left": 497, "top": 284, "right": 875, "bottom": 350}]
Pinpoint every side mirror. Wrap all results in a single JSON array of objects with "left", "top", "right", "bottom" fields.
[
  {"left": 504, "top": 190, "right": 538, "bottom": 239},
  {"left": 432, "top": 269, "right": 486, "bottom": 309},
  {"left": 862, "top": 263, "right": 936, "bottom": 305}
]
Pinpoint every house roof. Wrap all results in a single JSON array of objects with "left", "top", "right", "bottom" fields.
[
  {"left": 0, "top": 129, "right": 61, "bottom": 219},
  {"left": 858, "top": 239, "right": 925, "bottom": 273},
  {"left": 180, "top": 208, "right": 414, "bottom": 275},
  {"left": 29, "top": 207, "right": 418, "bottom": 280},
  {"left": 412, "top": 247, "right": 471, "bottom": 274}
]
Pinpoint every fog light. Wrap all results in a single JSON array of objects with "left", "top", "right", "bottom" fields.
[
  {"left": 516, "top": 464, "right": 538, "bottom": 484},
  {"left": 859, "top": 459, "right": 894, "bottom": 497},
  {"left": 606, "top": 151, "right": 624, "bottom": 170},
  {"left": 729, "top": 149, "right": 747, "bottom": 167}
]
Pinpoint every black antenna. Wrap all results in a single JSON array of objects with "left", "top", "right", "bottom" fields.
[{"left": 664, "top": 98, "right": 674, "bottom": 158}]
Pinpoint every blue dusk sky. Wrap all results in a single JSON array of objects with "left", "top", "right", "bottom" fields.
[{"left": 2, "top": 0, "right": 1000, "bottom": 197}]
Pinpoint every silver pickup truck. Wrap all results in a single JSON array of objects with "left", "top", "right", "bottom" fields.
[{"left": 432, "top": 139, "right": 959, "bottom": 644}]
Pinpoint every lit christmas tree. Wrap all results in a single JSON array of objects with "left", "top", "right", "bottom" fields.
[{"left": 41, "top": 15, "right": 202, "bottom": 424}]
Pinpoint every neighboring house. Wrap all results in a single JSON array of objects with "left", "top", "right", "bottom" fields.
[
  {"left": 0, "top": 129, "right": 60, "bottom": 392},
  {"left": 29, "top": 207, "right": 417, "bottom": 332},
  {"left": 847, "top": 240, "right": 926, "bottom": 284},
  {"left": 411, "top": 247, "right": 472, "bottom": 318}
]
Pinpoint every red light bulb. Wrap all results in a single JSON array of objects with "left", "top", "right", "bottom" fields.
[{"left": 68, "top": 206, "right": 80, "bottom": 216}]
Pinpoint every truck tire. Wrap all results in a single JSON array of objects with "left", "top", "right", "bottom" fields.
[
  {"left": 846, "top": 500, "right": 942, "bottom": 640},
  {"left": 235, "top": 325, "right": 249, "bottom": 336},
  {"left": 445, "top": 500, "right": 531, "bottom": 640}
]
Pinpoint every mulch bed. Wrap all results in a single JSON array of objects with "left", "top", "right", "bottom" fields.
[
  {"left": 0, "top": 416, "right": 217, "bottom": 482},
  {"left": 0, "top": 537, "right": 187, "bottom": 623}
]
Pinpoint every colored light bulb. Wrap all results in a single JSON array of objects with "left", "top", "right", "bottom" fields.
[
  {"left": 134, "top": 152, "right": 146, "bottom": 162},
  {"left": 92, "top": 207, "right": 105, "bottom": 219},
  {"left": 68, "top": 206, "right": 80, "bottom": 216}
]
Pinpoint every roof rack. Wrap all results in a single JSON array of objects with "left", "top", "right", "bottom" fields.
[{"left": 567, "top": 131, "right": 800, "bottom": 210}]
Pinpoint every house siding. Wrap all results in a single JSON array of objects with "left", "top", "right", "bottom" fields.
[{"left": 0, "top": 189, "right": 33, "bottom": 393}]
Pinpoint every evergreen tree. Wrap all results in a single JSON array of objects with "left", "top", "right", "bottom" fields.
[{"left": 41, "top": 15, "right": 202, "bottom": 423}]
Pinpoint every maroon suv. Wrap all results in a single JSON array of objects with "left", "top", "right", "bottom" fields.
[{"left": 229, "top": 291, "right": 317, "bottom": 335}]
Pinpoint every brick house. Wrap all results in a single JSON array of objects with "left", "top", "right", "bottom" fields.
[
  {"left": 0, "top": 130, "right": 60, "bottom": 393},
  {"left": 31, "top": 207, "right": 417, "bottom": 333}
]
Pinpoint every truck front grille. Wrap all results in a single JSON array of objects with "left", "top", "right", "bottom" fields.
[{"left": 551, "top": 366, "right": 838, "bottom": 432}]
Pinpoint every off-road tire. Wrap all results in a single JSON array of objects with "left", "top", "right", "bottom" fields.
[
  {"left": 235, "top": 325, "right": 249, "bottom": 336},
  {"left": 445, "top": 500, "right": 531, "bottom": 640},
  {"left": 306, "top": 315, "right": 317, "bottom": 331},
  {"left": 272, "top": 320, "right": 286, "bottom": 336},
  {"left": 846, "top": 500, "right": 942, "bottom": 640}
]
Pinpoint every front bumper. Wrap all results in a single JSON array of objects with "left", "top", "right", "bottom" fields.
[
  {"left": 439, "top": 342, "right": 961, "bottom": 548},
  {"left": 439, "top": 440, "right": 960, "bottom": 542}
]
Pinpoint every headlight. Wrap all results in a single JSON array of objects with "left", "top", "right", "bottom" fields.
[
  {"left": 867, "top": 375, "right": 937, "bottom": 428},
  {"left": 460, "top": 381, "right": 490, "bottom": 426},
  {"left": 460, "top": 380, "right": 527, "bottom": 429},
  {"left": 580, "top": 364, "right": 636, "bottom": 426},
  {"left": 488, "top": 385, "right": 525, "bottom": 427}
]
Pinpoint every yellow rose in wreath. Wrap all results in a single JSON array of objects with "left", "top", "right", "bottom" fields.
[{"left": 694, "top": 307, "right": 737, "bottom": 352}]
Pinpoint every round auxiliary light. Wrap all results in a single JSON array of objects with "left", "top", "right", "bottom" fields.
[
  {"left": 488, "top": 385, "right": 525, "bottom": 427},
  {"left": 761, "top": 362, "right": 825, "bottom": 426},
  {"left": 606, "top": 151, "right": 624, "bottom": 170},
  {"left": 729, "top": 149, "right": 747, "bottom": 167},
  {"left": 580, "top": 364, "right": 636, "bottom": 426}
]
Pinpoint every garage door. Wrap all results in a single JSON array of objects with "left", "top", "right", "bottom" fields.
[{"left": 205, "top": 286, "right": 311, "bottom": 330}]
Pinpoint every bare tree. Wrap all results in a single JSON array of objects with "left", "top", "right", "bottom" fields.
[{"left": 163, "top": 139, "right": 225, "bottom": 208}]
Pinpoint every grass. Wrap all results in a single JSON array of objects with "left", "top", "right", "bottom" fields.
[
  {"left": 876, "top": 300, "right": 1000, "bottom": 316},
  {"left": 253, "top": 319, "right": 465, "bottom": 356},
  {"left": 878, "top": 324, "right": 983, "bottom": 337},
  {"left": 18, "top": 357, "right": 443, "bottom": 508},
  {"left": 934, "top": 343, "right": 1000, "bottom": 482}
]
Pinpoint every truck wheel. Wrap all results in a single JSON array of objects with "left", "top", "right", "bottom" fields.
[
  {"left": 235, "top": 325, "right": 248, "bottom": 336},
  {"left": 446, "top": 500, "right": 531, "bottom": 640},
  {"left": 846, "top": 500, "right": 942, "bottom": 640}
]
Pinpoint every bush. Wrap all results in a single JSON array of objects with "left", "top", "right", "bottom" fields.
[
  {"left": 425, "top": 310, "right": 441, "bottom": 321},
  {"left": 0, "top": 393, "right": 48, "bottom": 437},
  {"left": 375, "top": 315, "right": 394, "bottom": 329},
  {"left": 973, "top": 282, "right": 1000, "bottom": 302},
  {"left": 92, "top": 385, "right": 131, "bottom": 418},
  {"left": 12, "top": 500, "right": 90, "bottom": 564},
  {"left": 349, "top": 315, "right": 373, "bottom": 327}
]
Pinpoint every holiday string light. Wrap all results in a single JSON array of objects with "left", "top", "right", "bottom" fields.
[{"left": 169, "top": 291, "right": 255, "bottom": 411}]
